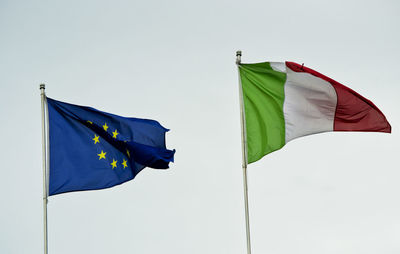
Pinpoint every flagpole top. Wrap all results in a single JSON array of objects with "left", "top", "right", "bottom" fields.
[
  {"left": 40, "top": 84, "right": 45, "bottom": 90},
  {"left": 236, "top": 51, "right": 242, "bottom": 65}
]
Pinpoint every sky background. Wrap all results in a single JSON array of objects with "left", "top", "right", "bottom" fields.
[{"left": 1, "top": 0, "right": 399, "bottom": 253}]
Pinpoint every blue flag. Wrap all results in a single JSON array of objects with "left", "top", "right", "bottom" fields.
[{"left": 47, "top": 97, "right": 175, "bottom": 196}]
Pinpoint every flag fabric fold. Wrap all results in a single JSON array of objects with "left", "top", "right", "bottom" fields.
[
  {"left": 47, "top": 97, "right": 175, "bottom": 196},
  {"left": 238, "top": 61, "right": 391, "bottom": 164}
]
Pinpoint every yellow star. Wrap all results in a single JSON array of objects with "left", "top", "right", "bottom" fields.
[
  {"left": 126, "top": 149, "right": 130, "bottom": 158},
  {"left": 112, "top": 129, "right": 119, "bottom": 139},
  {"left": 111, "top": 159, "right": 117, "bottom": 169},
  {"left": 92, "top": 134, "right": 100, "bottom": 144},
  {"left": 122, "top": 159, "right": 128, "bottom": 169},
  {"left": 87, "top": 120, "right": 93, "bottom": 124},
  {"left": 103, "top": 123, "right": 109, "bottom": 131},
  {"left": 97, "top": 150, "right": 106, "bottom": 160}
]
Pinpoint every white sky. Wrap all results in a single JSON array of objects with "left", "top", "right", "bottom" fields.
[{"left": 1, "top": 0, "right": 399, "bottom": 253}]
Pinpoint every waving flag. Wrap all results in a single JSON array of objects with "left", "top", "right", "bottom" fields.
[
  {"left": 238, "top": 61, "right": 391, "bottom": 163},
  {"left": 47, "top": 98, "right": 175, "bottom": 195}
]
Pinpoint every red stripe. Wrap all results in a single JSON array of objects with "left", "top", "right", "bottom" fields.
[{"left": 286, "top": 62, "right": 391, "bottom": 133}]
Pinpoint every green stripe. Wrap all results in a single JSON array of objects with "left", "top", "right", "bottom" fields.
[{"left": 239, "top": 62, "right": 286, "bottom": 163}]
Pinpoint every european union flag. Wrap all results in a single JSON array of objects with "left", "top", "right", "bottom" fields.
[{"left": 47, "top": 97, "right": 175, "bottom": 196}]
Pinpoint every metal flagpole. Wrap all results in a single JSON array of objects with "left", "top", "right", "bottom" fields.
[
  {"left": 40, "top": 84, "right": 48, "bottom": 254},
  {"left": 236, "top": 51, "right": 252, "bottom": 254}
]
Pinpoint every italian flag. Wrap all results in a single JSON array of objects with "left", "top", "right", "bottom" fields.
[{"left": 238, "top": 61, "right": 391, "bottom": 164}]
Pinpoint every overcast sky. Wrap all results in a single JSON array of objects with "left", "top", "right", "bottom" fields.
[{"left": 1, "top": 0, "right": 399, "bottom": 253}]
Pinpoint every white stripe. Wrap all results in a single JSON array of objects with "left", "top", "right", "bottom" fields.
[
  {"left": 283, "top": 68, "right": 337, "bottom": 143},
  {"left": 270, "top": 62, "right": 286, "bottom": 73}
]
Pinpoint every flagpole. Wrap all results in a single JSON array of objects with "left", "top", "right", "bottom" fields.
[
  {"left": 236, "top": 51, "right": 252, "bottom": 254},
  {"left": 40, "top": 84, "right": 48, "bottom": 254}
]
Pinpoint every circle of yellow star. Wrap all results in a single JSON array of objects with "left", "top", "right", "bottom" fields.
[
  {"left": 92, "top": 134, "right": 100, "bottom": 144},
  {"left": 87, "top": 120, "right": 93, "bottom": 124},
  {"left": 112, "top": 129, "right": 119, "bottom": 139},
  {"left": 97, "top": 150, "right": 106, "bottom": 160},
  {"left": 103, "top": 123, "right": 109, "bottom": 131},
  {"left": 122, "top": 159, "right": 128, "bottom": 169},
  {"left": 111, "top": 159, "right": 117, "bottom": 169},
  {"left": 126, "top": 149, "right": 130, "bottom": 158}
]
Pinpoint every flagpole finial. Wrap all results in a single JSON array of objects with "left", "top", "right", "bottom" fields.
[
  {"left": 40, "top": 84, "right": 46, "bottom": 96},
  {"left": 236, "top": 50, "right": 242, "bottom": 65}
]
